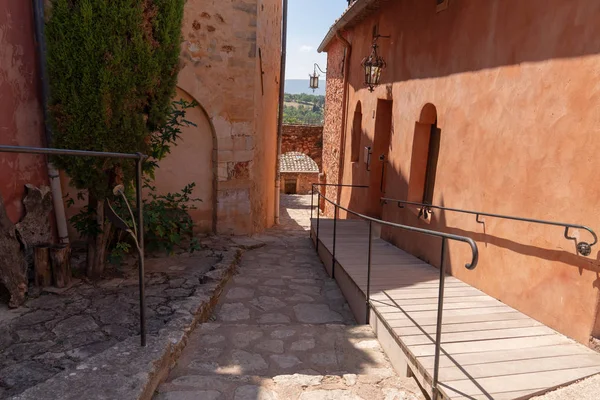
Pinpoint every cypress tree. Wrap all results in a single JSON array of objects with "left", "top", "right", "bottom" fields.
[{"left": 46, "top": 0, "right": 185, "bottom": 277}]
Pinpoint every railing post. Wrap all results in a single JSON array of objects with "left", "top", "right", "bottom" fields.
[
  {"left": 135, "top": 157, "right": 147, "bottom": 347},
  {"left": 365, "top": 221, "right": 373, "bottom": 324},
  {"left": 332, "top": 204, "right": 338, "bottom": 279},
  {"left": 316, "top": 191, "right": 320, "bottom": 250},
  {"left": 432, "top": 237, "right": 447, "bottom": 400},
  {"left": 310, "top": 185, "right": 314, "bottom": 239}
]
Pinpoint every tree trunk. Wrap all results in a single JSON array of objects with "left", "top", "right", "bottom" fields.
[
  {"left": 34, "top": 245, "right": 52, "bottom": 288},
  {"left": 86, "top": 196, "right": 111, "bottom": 279},
  {"left": 0, "top": 195, "right": 28, "bottom": 307},
  {"left": 51, "top": 244, "right": 71, "bottom": 288}
]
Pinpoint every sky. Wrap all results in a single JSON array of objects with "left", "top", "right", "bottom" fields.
[{"left": 285, "top": 0, "right": 348, "bottom": 80}]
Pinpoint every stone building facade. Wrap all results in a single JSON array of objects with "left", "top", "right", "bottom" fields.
[
  {"left": 320, "top": 0, "right": 600, "bottom": 346},
  {"left": 61, "top": 0, "right": 283, "bottom": 236},
  {"left": 281, "top": 124, "right": 323, "bottom": 169},
  {"left": 157, "top": 0, "right": 282, "bottom": 235}
]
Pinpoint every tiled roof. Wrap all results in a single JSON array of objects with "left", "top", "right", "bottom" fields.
[
  {"left": 279, "top": 152, "right": 319, "bottom": 173},
  {"left": 318, "top": 0, "right": 381, "bottom": 53}
]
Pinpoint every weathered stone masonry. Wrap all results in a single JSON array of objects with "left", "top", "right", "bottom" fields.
[
  {"left": 177, "top": 0, "right": 282, "bottom": 235},
  {"left": 281, "top": 124, "right": 323, "bottom": 169}
]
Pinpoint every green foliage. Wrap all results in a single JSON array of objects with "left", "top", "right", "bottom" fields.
[
  {"left": 46, "top": 0, "right": 185, "bottom": 199},
  {"left": 108, "top": 241, "right": 131, "bottom": 266},
  {"left": 66, "top": 99, "right": 203, "bottom": 261},
  {"left": 284, "top": 93, "right": 325, "bottom": 108},
  {"left": 283, "top": 93, "right": 325, "bottom": 125},
  {"left": 145, "top": 99, "right": 198, "bottom": 180},
  {"left": 142, "top": 182, "right": 201, "bottom": 254}
]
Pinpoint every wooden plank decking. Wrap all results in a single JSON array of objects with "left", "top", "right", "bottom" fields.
[{"left": 311, "top": 218, "right": 600, "bottom": 400}]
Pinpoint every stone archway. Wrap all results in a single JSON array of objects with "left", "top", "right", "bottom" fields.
[{"left": 152, "top": 87, "right": 217, "bottom": 233}]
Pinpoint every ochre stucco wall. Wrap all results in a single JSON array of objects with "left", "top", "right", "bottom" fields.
[
  {"left": 325, "top": 0, "right": 600, "bottom": 345},
  {"left": 178, "top": 0, "right": 280, "bottom": 235},
  {"left": 0, "top": 1, "right": 49, "bottom": 224}
]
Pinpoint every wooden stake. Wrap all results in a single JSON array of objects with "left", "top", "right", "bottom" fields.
[
  {"left": 51, "top": 244, "right": 71, "bottom": 288},
  {"left": 34, "top": 245, "right": 52, "bottom": 288}
]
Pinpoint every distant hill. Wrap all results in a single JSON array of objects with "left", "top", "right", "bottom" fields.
[{"left": 284, "top": 79, "right": 326, "bottom": 96}]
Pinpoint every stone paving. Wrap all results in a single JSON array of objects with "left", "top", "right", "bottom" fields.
[
  {"left": 155, "top": 195, "right": 424, "bottom": 400},
  {"left": 0, "top": 246, "right": 225, "bottom": 399}
]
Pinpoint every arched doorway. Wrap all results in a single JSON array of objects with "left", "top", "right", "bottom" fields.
[{"left": 153, "top": 87, "right": 216, "bottom": 233}]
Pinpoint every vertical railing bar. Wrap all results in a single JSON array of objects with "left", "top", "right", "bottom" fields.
[
  {"left": 365, "top": 220, "right": 373, "bottom": 324},
  {"left": 432, "top": 237, "right": 446, "bottom": 400},
  {"left": 310, "top": 185, "right": 314, "bottom": 239},
  {"left": 332, "top": 204, "right": 338, "bottom": 279},
  {"left": 316, "top": 191, "right": 321, "bottom": 250},
  {"left": 135, "top": 157, "right": 147, "bottom": 347}
]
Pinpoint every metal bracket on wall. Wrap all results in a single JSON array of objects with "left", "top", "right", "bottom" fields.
[{"left": 365, "top": 146, "right": 372, "bottom": 171}]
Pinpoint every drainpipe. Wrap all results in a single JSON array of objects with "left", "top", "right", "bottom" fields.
[
  {"left": 274, "top": 0, "right": 288, "bottom": 225},
  {"left": 336, "top": 31, "right": 352, "bottom": 205},
  {"left": 32, "top": 0, "right": 69, "bottom": 244}
]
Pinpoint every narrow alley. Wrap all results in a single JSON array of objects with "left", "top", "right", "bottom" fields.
[{"left": 154, "top": 195, "right": 424, "bottom": 399}]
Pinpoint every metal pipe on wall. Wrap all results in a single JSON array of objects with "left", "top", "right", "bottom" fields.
[
  {"left": 32, "top": 0, "right": 70, "bottom": 244},
  {"left": 335, "top": 31, "right": 352, "bottom": 206},
  {"left": 274, "top": 0, "right": 288, "bottom": 225}
]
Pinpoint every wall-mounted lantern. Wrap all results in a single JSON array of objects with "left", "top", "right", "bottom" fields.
[
  {"left": 309, "top": 63, "right": 327, "bottom": 92},
  {"left": 361, "top": 35, "right": 389, "bottom": 92}
]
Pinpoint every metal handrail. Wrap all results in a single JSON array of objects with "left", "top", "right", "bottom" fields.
[
  {"left": 309, "top": 183, "right": 368, "bottom": 229},
  {"left": 381, "top": 197, "right": 598, "bottom": 256},
  {"left": 0, "top": 145, "right": 148, "bottom": 347},
  {"left": 311, "top": 188, "right": 478, "bottom": 400}
]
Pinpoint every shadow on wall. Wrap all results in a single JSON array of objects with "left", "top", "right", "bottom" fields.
[
  {"left": 338, "top": 96, "right": 600, "bottom": 343},
  {"left": 356, "top": 0, "right": 600, "bottom": 85}
]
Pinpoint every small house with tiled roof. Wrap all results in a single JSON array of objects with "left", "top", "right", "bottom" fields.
[{"left": 279, "top": 152, "right": 319, "bottom": 194}]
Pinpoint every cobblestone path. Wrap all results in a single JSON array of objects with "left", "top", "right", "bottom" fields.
[{"left": 155, "top": 195, "right": 424, "bottom": 400}]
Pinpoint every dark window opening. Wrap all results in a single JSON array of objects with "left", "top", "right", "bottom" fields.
[{"left": 284, "top": 179, "right": 297, "bottom": 194}]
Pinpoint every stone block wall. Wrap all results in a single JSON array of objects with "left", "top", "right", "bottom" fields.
[
  {"left": 281, "top": 124, "right": 323, "bottom": 169},
  {"left": 177, "top": 0, "right": 281, "bottom": 235}
]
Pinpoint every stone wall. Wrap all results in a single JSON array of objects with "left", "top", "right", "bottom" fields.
[
  {"left": 281, "top": 124, "right": 323, "bottom": 169},
  {"left": 176, "top": 0, "right": 281, "bottom": 235},
  {"left": 0, "top": 1, "right": 49, "bottom": 224},
  {"left": 321, "top": 38, "right": 347, "bottom": 216},
  {"left": 323, "top": 0, "right": 600, "bottom": 346}
]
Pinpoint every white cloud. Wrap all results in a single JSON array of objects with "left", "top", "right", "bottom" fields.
[{"left": 299, "top": 45, "right": 314, "bottom": 53}]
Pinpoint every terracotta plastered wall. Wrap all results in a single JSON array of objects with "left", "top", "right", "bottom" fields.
[
  {"left": 321, "top": 38, "right": 346, "bottom": 216},
  {"left": 0, "top": 1, "right": 49, "bottom": 223},
  {"left": 328, "top": 0, "right": 600, "bottom": 345},
  {"left": 178, "top": 0, "right": 280, "bottom": 235},
  {"left": 281, "top": 124, "right": 323, "bottom": 169}
]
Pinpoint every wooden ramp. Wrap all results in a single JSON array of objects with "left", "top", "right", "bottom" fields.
[{"left": 311, "top": 218, "right": 600, "bottom": 400}]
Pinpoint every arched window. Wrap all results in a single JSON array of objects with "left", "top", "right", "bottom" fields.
[
  {"left": 408, "top": 103, "right": 440, "bottom": 205},
  {"left": 351, "top": 102, "right": 362, "bottom": 162}
]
